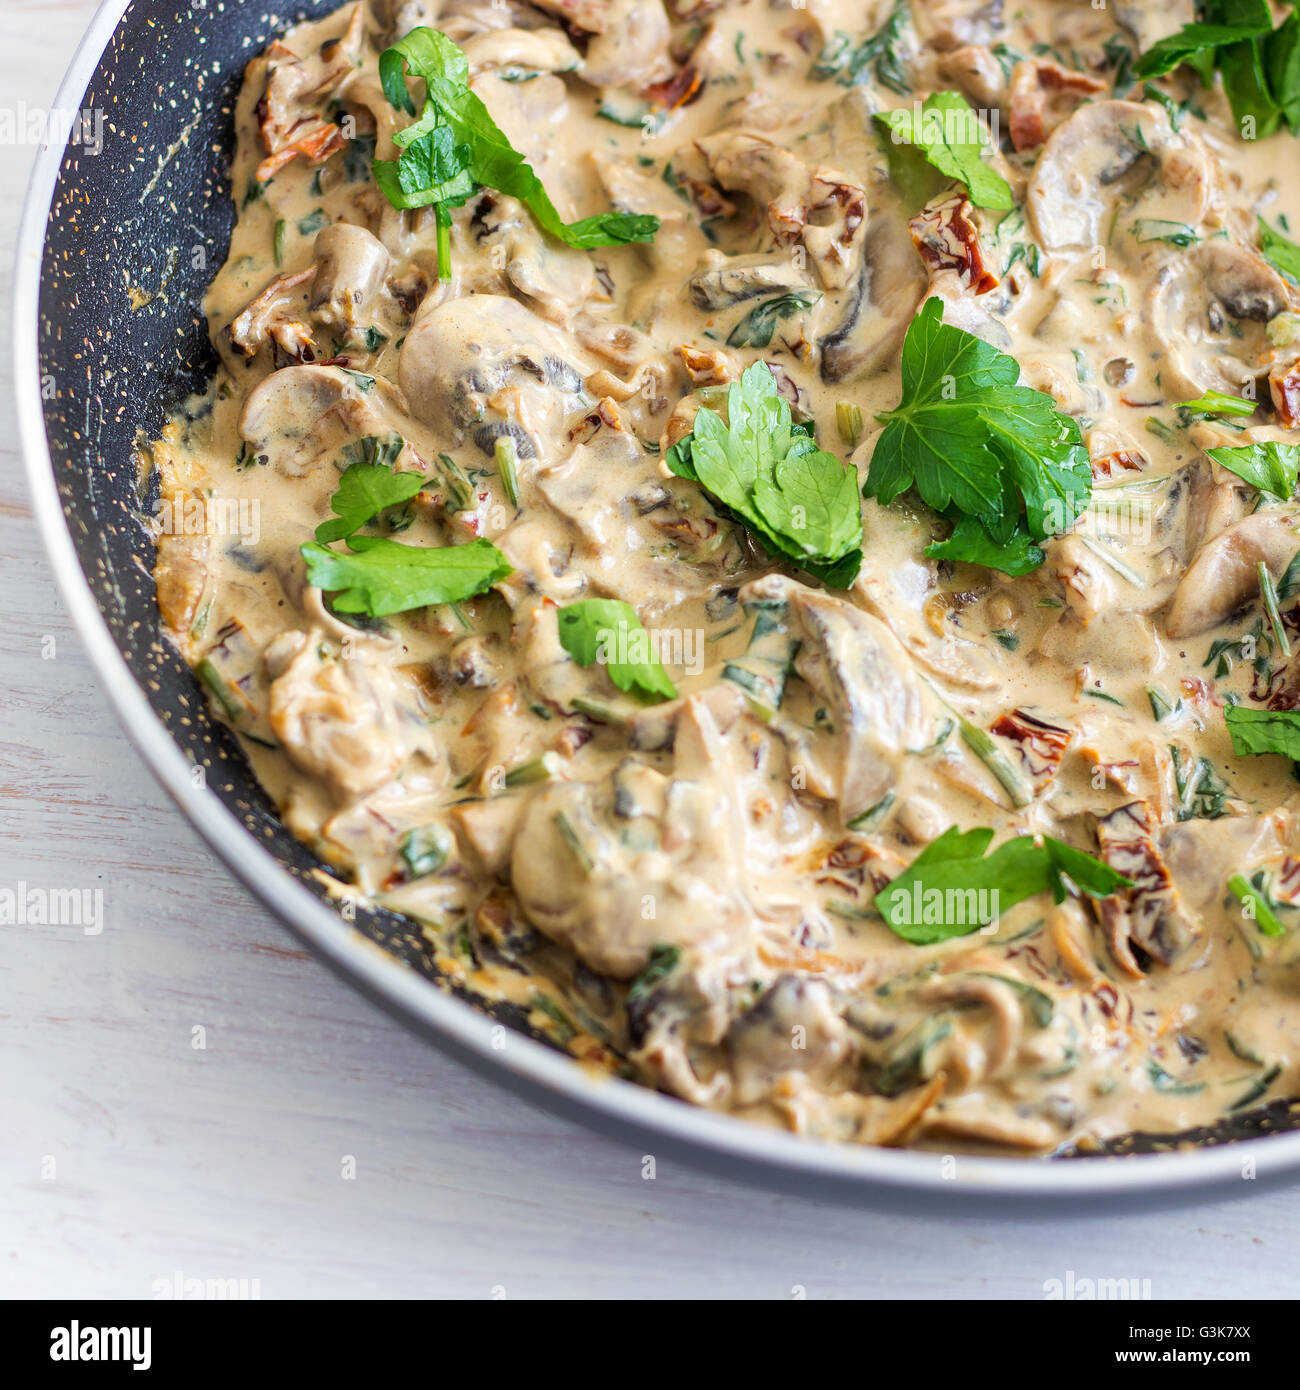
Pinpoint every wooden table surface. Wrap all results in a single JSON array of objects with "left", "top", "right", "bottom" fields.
[{"left": 3, "top": 0, "right": 1299, "bottom": 1301}]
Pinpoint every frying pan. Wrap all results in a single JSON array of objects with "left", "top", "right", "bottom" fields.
[{"left": 16, "top": 0, "right": 1300, "bottom": 1208}]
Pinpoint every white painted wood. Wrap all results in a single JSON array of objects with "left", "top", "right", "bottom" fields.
[{"left": 3, "top": 0, "right": 1299, "bottom": 1301}]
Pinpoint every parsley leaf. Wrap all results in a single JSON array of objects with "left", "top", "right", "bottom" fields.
[
  {"left": 1132, "top": 0, "right": 1274, "bottom": 80},
  {"left": 374, "top": 27, "right": 659, "bottom": 268},
  {"left": 864, "top": 298, "right": 1090, "bottom": 574},
  {"left": 301, "top": 536, "right": 511, "bottom": 617},
  {"left": 1260, "top": 214, "right": 1300, "bottom": 283},
  {"left": 557, "top": 599, "right": 677, "bottom": 703},
  {"left": 667, "top": 362, "right": 863, "bottom": 587},
  {"left": 924, "top": 514, "right": 1045, "bottom": 576},
  {"left": 875, "top": 826, "right": 1132, "bottom": 945},
  {"left": 1225, "top": 704, "right": 1300, "bottom": 760},
  {"left": 1207, "top": 442, "right": 1300, "bottom": 499},
  {"left": 315, "top": 464, "right": 427, "bottom": 543},
  {"left": 1133, "top": 0, "right": 1300, "bottom": 137},
  {"left": 874, "top": 91, "right": 1013, "bottom": 211}
]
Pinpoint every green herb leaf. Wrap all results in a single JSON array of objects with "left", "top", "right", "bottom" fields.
[
  {"left": 1260, "top": 214, "right": 1300, "bottom": 283},
  {"left": 865, "top": 298, "right": 1090, "bottom": 574},
  {"left": 809, "top": 1, "right": 912, "bottom": 96},
  {"left": 1133, "top": 0, "right": 1300, "bottom": 137},
  {"left": 1228, "top": 871, "right": 1286, "bottom": 936},
  {"left": 725, "top": 290, "right": 822, "bottom": 348},
  {"left": 557, "top": 598, "right": 678, "bottom": 703},
  {"left": 925, "top": 514, "right": 1045, "bottom": 576},
  {"left": 874, "top": 826, "right": 1132, "bottom": 945},
  {"left": 301, "top": 535, "right": 510, "bottom": 617},
  {"left": 1207, "top": 442, "right": 1300, "bottom": 499},
  {"left": 315, "top": 464, "right": 426, "bottom": 543},
  {"left": 1225, "top": 704, "right": 1300, "bottom": 760},
  {"left": 874, "top": 91, "right": 1013, "bottom": 211},
  {"left": 667, "top": 362, "right": 863, "bottom": 585},
  {"left": 626, "top": 943, "right": 682, "bottom": 1002},
  {"left": 1132, "top": 0, "right": 1274, "bottom": 80},
  {"left": 1176, "top": 388, "right": 1257, "bottom": 417},
  {"left": 374, "top": 27, "right": 659, "bottom": 255}
]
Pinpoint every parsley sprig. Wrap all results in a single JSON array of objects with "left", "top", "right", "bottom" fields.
[
  {"left": 374, "top": 28, "right": 658, "bottom": 276},
  {"left": 1133, "top": 0, "right": 1300, "bottom": 139},
  {"left": 303, "top": 449, "right": 510, "bottom": 617},
  {"left": 864, "top": 298, "right": 1091, "bottom": 575},
  {"left": 667, "top": 363, "right": 863, "bottom": 587}
]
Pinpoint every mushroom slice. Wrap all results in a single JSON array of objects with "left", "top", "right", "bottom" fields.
[
  {"left": 695, "top": 129, "right": 811, "bottom": 245},
  {"left": 310, "top": 224, "right": 390, "bottom": 335},
  {"left": 238, "top": 364, "right": 397, "bottom": 478},
  {"left": 1143, "top": 238, "right": 1296, "bottom": 399},
  {"left": 820, "top": 213, "right": 927, "bottom": 382},
  {"left": 1164, "top": 511, "right": 1300, "bottom": 637},
  {"left": 580, "top": 0, "right": 673, "bottom": 89},
  {"left": 228, "top": 268, "right": 319, "bottom": 366},
  {"left": 266, "top": 631, "right": 436, "bottom": 804},
  {"left": 1092, "top": 802, "right": 1199, "bottom": 973},
  {"left": 1028, "top": 100, "right": 1215, "bottom": 252},
  {"left": 748, "top": 574, "right": 943, "bottom": 822},
  {"left": 526, "top": 0, "right": 610, "bottom": 34},
  {"left": 397, "top": 293, "right": 590, "bottom": 449},
  {"left": 460, "top": 27, "right": 582, "bottom": 78},
  {"left": 686, "top": 252, "right": 811, "bottom": 311}
]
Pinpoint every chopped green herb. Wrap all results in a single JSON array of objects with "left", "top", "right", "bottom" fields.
[
  {"left": 1207, "top": 441, "right": 1300, "bottom": 499},
  {"left": 315, "top": 463, "right": 425, "bottom": 543},
  {"left": 725, "top": 290, "right": 822, "bottom": 348},
  {"left": 373, "top": 26, "right": 658, "bottom": 273}
]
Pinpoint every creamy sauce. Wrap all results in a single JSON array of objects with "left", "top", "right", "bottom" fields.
[{"left": 151, "top": 0, "right": 1300, "bottom": 1153}]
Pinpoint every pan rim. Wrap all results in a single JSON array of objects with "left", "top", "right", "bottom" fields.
[{"left": 14, "top": 0, "right": 1300, "bottom": 1207}]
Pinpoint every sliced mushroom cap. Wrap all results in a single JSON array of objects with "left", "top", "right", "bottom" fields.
[
  {"left": 1165, "top": 511, "right": 1300, "bottom": 637},
  {"left": 460, "top": 26, "right": 582, "bottom": 77},
  {"left": 820, "top": 212, "right": 927, "bottom": 382},
  {"left": 1028, "top": 100, "right": 1216, "bottom": 252},
  {"left": 238, "top": 363, "right": 396, "bottom": 477},
  {"left": 227, "top": 267, "right": 318, "bottom": 366},
  {"left": 397, "top": 292, "right": 590, "bottom": 451},
  {"left": 310, "top": 223, "right": 390, "bottom": 334},
  {"left": 686, "top": 251, "right": 812, "bottom": 310},
  {"left": 267, "top": 632, "right": 436, "bottom": 803},
  {"left": 1147, "top": 240, "right": 1295, "bottom": 399},
  {"left": 695, "top": 129, "right": 811, "bottom": 244},
  {"left": 579, "top": 0, "right": 672, "bottom": 88},
  {"left": 503, "top": 229, "right": 599, "bottom": 326}
]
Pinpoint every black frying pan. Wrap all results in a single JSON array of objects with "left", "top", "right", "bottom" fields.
[{"left": 17, "top": 0, "right": 1300, "bottom": 1207}]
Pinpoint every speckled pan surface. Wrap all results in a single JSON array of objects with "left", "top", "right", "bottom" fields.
[{"left": 16, "top": 0, "right": 1300, "bottom": 1205}]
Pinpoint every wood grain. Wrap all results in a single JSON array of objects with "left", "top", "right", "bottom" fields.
[{"left": 3, "top": 0, "right": 1299, "bottom": 1301}]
